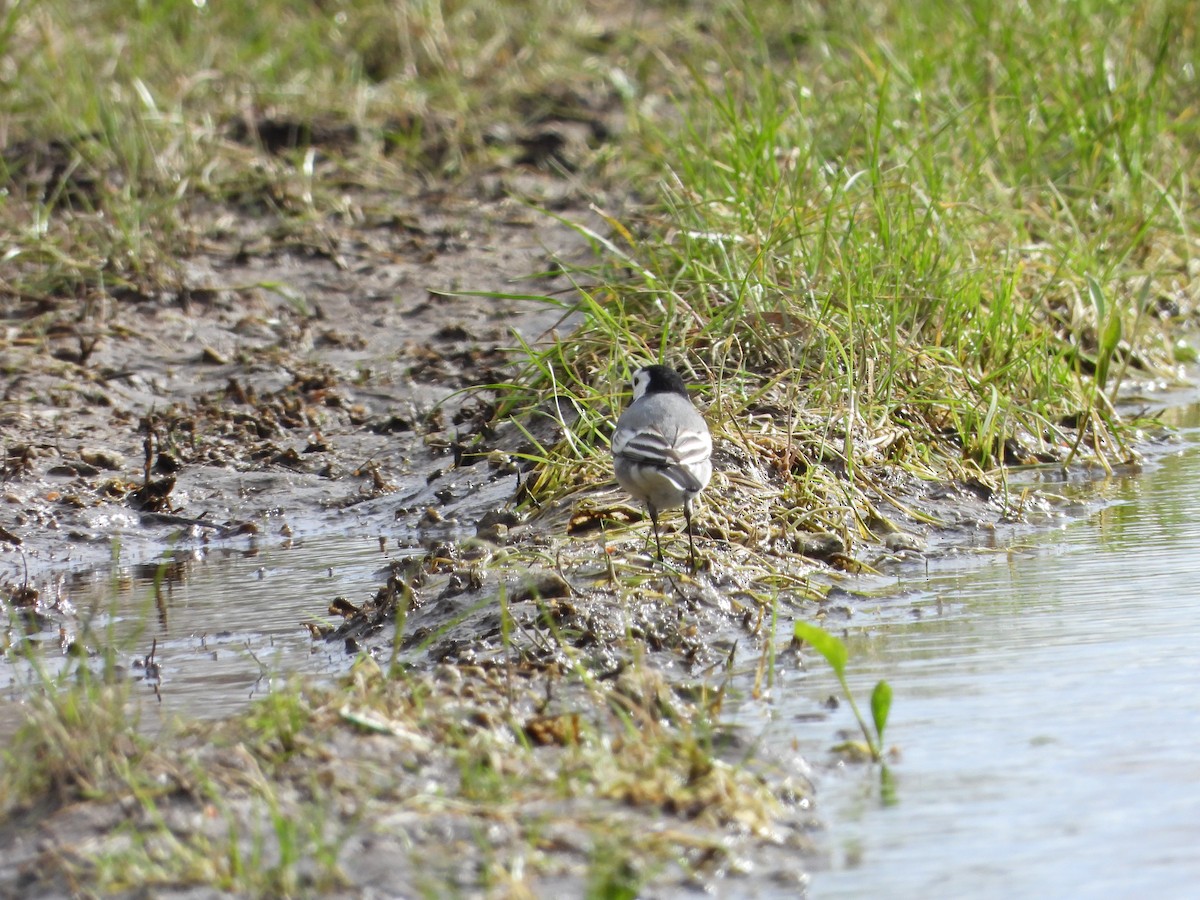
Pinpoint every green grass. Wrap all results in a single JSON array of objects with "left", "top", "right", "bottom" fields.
[
  {"left": 0, "top": 654, "right": 145, "bottom": 810},
  {"left": 496, "top": 0, "right": 1198, "bottom": 559},
  {"left": 1, "top": 0, "right": 656, "bottom": 302}
]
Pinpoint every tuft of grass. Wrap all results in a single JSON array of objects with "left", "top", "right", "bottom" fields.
[
  {"left": 0, "top": 654, "right": 145, "bottom": 812},
  {"left": 240, "top": 676, "right": 315, "bottom": 759},
  {"left": 586, "top": 835, "right": 645, "bottom": 900}
]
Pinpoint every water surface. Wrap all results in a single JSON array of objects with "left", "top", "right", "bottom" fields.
[
  {"left": 794, "top": 416, "right": 1200, "bottom": 898},
  {"left": 1, "top": 533, "right": 416, "bottom": 734}
]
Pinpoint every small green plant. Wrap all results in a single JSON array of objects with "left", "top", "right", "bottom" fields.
[
  {"left": 793, "top": 621, "right": 891, "bottom": 763},
  {"left": 586, "top": 836, "right": 644, "bottom": 900},
  {"left": 241, "top": 679, "right": 312, "bottom": 758}
]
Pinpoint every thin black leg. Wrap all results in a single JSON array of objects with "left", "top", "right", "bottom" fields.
[
  {"left": 683, "top": 500, "right": 697, "bottom": 572},
  {"left": 649, "top": 505, "right": 664, "bottom": 561}
]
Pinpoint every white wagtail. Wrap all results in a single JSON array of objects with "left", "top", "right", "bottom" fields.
[{"left": 611, "top": 364, "right": 712, "bottom": 570}]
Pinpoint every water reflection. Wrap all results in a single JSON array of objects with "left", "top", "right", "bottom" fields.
[{"left": 798, "top": 418, "right": 1200, "bottom": 897}]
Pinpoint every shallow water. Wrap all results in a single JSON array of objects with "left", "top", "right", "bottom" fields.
[
  {"left": 791, "top": 413, "right": 1200, "bottom": 897},
  {"left": 0, "top": 532, "right": 426, "bottom": 736}
]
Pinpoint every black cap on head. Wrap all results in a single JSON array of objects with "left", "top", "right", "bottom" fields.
[{"left": 637, "top": 364, "right": 690, "bottom": 397}]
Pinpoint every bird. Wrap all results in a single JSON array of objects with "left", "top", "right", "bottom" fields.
[{"left": 611, "top": 364, "right": 713, "bottom": 570}]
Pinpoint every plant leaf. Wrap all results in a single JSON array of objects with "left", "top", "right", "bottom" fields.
[
  {"left": 1097, "top": 307, "right": 1123, "bottom": 389},
  {"left": 870, "top": 679, "right": 892, "bottom": 743},
  {"left": 1086, "top": 274, "right": 1122, "bottom": 390},
  {"left": 1085, "top": 273, "right": 1107, "bottom": 320},
  {"left": 793, "top": 620, "right": 848, "bottom": 678}
]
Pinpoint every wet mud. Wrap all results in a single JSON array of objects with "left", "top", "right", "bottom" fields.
[{"left": 1, "top": 187, "right": 592, "bottom": 583}]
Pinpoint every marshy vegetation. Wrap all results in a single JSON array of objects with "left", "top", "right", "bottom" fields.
[{"left": 2, "top": 0, "right": 1197, "bottom": 895}]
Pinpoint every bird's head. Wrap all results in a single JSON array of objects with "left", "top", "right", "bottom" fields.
[{"left": 631, "top": 364, "right": 690, "bottom": 401}]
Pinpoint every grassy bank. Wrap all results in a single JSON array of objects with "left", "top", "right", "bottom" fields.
[
  {"left": 3, "top": 0, "right": 1198, "bottom": 895},
  {"left": 506, "top": 0, "right": 1198, "bottom": 562}
]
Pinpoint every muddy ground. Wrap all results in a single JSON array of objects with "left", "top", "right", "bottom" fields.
[{"left": 1, "top": 179, "right": 599, "bottom": 578}]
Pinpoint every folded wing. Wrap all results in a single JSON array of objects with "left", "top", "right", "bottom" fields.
[{"left": 613, "top": 427, "right": 712, "bottom": 493}]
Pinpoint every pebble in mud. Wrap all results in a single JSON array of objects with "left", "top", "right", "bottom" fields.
[
  {"left": 78, "top": 447, "right": 125, "bottom": 470},
  {"left": 475, "top": 522, "right": 509, "bottom": 544},
  {"left": 883, "top": 531, "right": 925, "bottom": 553},
  {"left": 792, "top": 531, "right": 845, "bottom": 559}
]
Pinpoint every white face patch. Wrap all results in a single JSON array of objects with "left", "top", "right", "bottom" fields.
[{"left": 631, "top": 368, "right": 652, "bottom": 402}]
